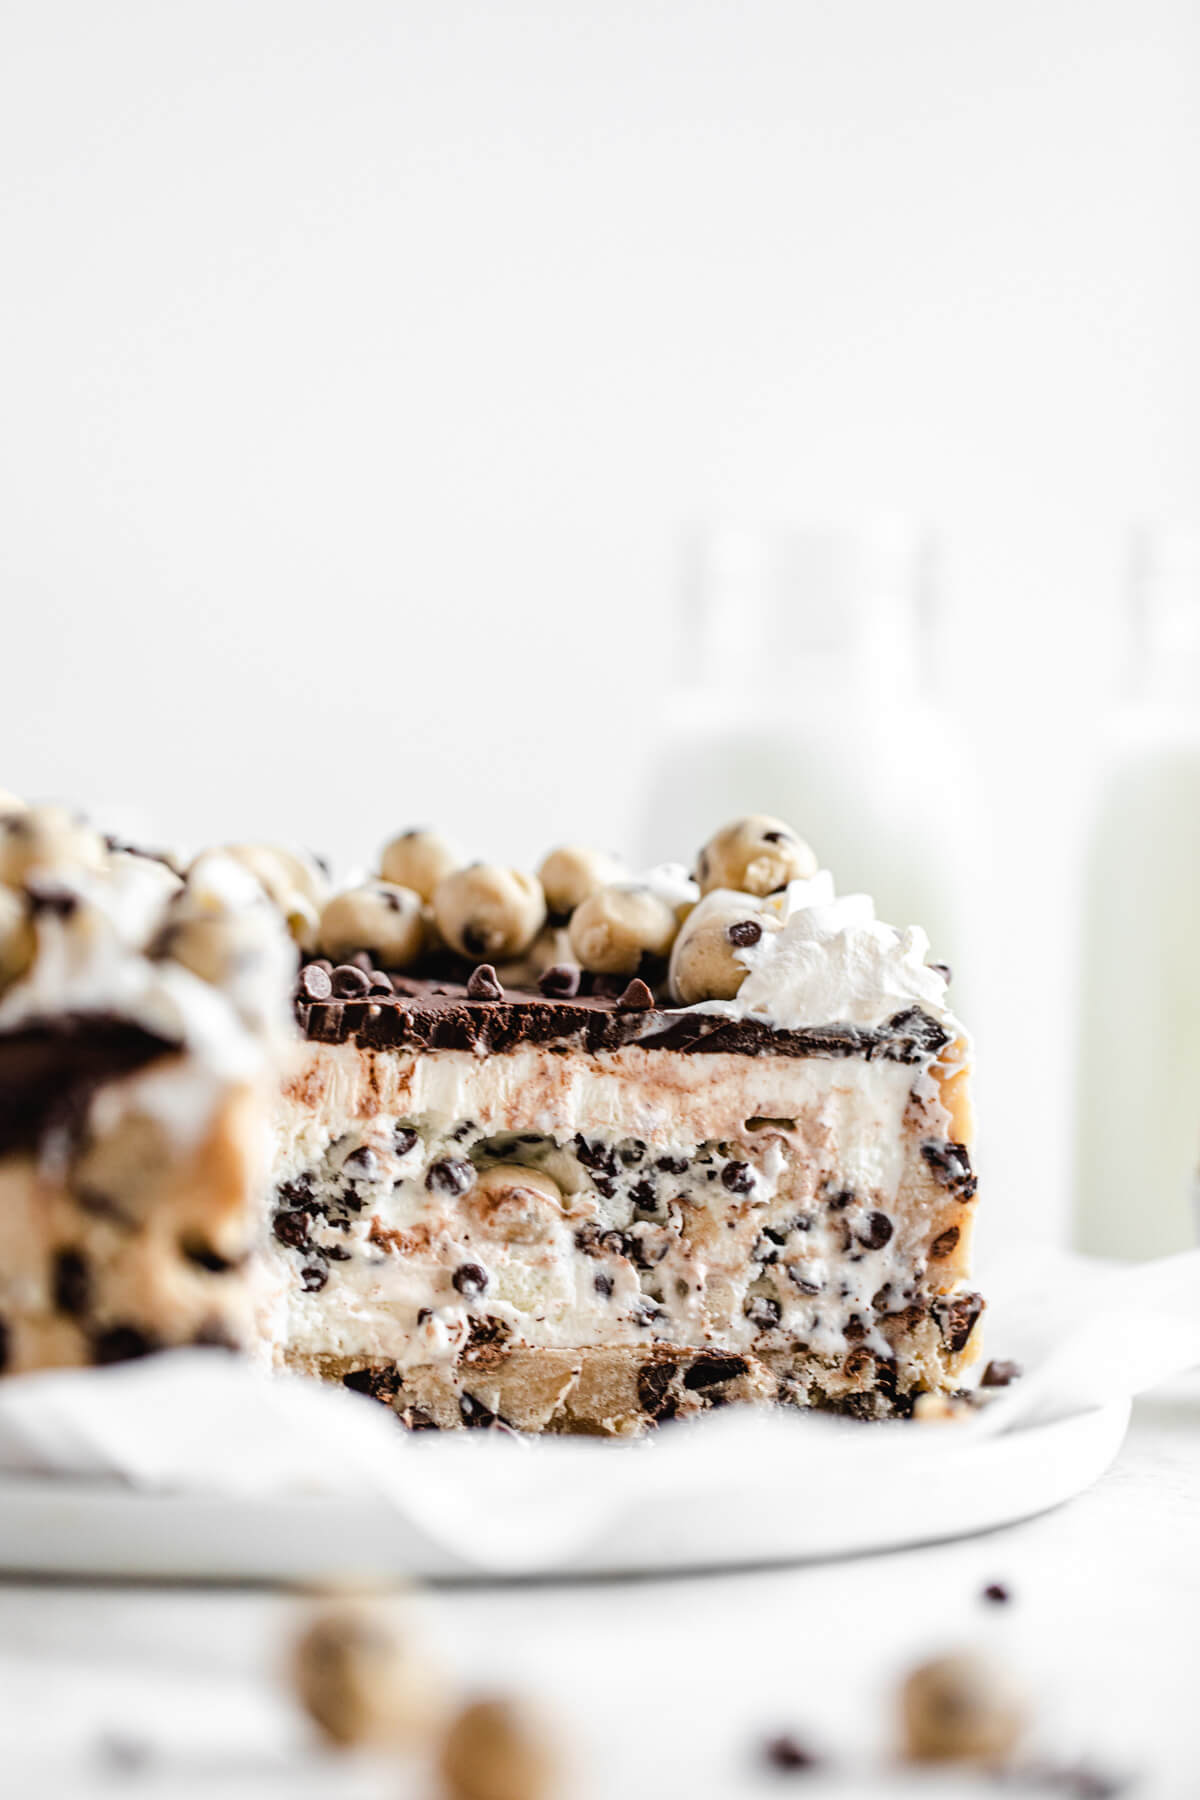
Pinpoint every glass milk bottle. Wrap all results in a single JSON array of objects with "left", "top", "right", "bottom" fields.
[
  {"left": 636, "top": 521, "right": 986, "bottom": 1016},
  {"left": 1074, "top": 527, "right": 1200, "bottom": 1259}
]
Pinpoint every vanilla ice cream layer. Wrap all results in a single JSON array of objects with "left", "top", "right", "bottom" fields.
[{"left": 267, "top": 1040, "right": 974, "bottom": 1372}]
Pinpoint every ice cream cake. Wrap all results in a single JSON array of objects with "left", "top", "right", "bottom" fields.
[{"left": 0, "top": 800, "right": 984, "bottom": 1432}]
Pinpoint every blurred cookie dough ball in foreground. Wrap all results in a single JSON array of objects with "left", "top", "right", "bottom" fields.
[
  {"left": 434, "top": 865, "right": 546, "bottom": 961},
  {"left": 900, "top": 1650, "right": 1027, "bottom": 1764},
  {"left": 536, "top": 845, "right": 625, "bottom": 919},
  {"left": 0, "top": 804, "right": 106, "bottom": 887},
  {"left": 0, "top": 887, "right": 34, "bottom": 992},
  {"left": 669, "top": 890, "right": 774, "bottom": 1005},
  {"left": 567, "top": 884, "right": 677, "bottom": 976},
  {"left": 439, "top": 1695, "right": 562, "bottom": 1800},
  {"left": 696, "top": 815, "right": 817, "bottom": 897},
  {"left": 217, "top": 844, "right": 329, "bottom": 950},
  {"left": 318, "top": 882, "right": 425, "bottom": 968},
  {"left": 380, "top": 828, "right": 464, "bottom": 903},
  {"left": 291, "top": 1597, "right": 443, "bottom": 1749}
]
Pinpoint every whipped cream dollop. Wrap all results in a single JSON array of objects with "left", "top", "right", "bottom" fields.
[{"left": 708, "top": 873, "right": 959, "bottom": 1037}]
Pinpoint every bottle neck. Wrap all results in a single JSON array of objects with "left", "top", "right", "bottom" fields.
[
  {"left": 1126, "top": 528, "right": 1200, "bottom": 709},
  {"left": 679, "top": 522, "right": 934, "bottom": 708}
]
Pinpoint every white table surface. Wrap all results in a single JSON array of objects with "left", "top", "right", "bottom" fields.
[{"left": 0, "top": 1373, "right": 1197, "bottom": 1800}]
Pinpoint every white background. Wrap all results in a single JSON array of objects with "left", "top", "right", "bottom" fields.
[{"left": 1, "top": 1, "right": 1198, "bottom": 1242}]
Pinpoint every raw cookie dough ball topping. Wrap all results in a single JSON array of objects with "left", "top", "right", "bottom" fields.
[
  {"left": 292, "top": 1598, "right": 443, "bottom": 1750},
  {"left": 900, "top": 1650, "right": 1027, "bottom": 1764},
  {"left": 0, "top": 887, "right": 34, "bottom": 992},
  {"left": 696, "top": 815, "right": 817, "bottom": 897},
  {"left": 0, "top": 804, "right": 106, "bottom": 888},
  {"left": 318, "top": 882, "right": 425, "bottom": 968},
  {"left": 439, "top": 1695, "right": 561, "bottom": 1800},
  {"left": 567, "top": 883, "right": 678, "bottom": 976},
  {"left": 434, "top": 865, "right": 546, "bottom": 961},
  {"left": 669, "top": 889, "right": 775, "bottom": 1005},
  {"left": 380, "top": 828, "right": 464, "bottom": 903},
  {"left": 215, "top": 844, "right": 329, "bottom": 951},
  {"left": 536, "top": 845, "right": 625, "bottom": 919}
]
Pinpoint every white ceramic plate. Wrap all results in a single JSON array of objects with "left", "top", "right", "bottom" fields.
[{"left": 0, "top": 1396, "right": 1130, "bottom": 1583}]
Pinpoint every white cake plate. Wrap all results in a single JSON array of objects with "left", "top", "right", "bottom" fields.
[{"left": 0, "top": 1395, "right": 1130, "bottom": 1583}]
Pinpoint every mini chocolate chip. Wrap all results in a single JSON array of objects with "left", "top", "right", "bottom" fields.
[
  {"left": 325, "top": 1243, "right": 351, "bottom": 1261},
  {"left": 331, "top": 963, "right": 371, "bottom": 997},
  {"left": 843, "top": 1314, "right": 868, "bottom": 1341},
  {"left": 299, "top": 963, "right": 333, "bottom": 1001},
  {"left": 53, "top": 1248, "right": 90, "bottom": 1317},
  {"left": 348, "top": 949, "right": 374, "bottom": 969},
  {"left": 763, "top": 1733, "right": 820, "bottom": 1771},
  {"left": 721, "top": 1160, "right": 754, "bottom": 1194},
  {"left": 761, "top": 828, "right": 793, "bottom": 844},
  {"left": 593, "top": 1271, "right": 613, "bottom": 1296},
  {"left": 458, "top": 1391, "right": 497, "bottom": 1427},
  {"left": 655, "top": 1154, "right": 688, "bottom": 1174},
  {"left": 181, "top": 1238, "right": 240, "bottom": 1274},
  {"left": 630, "top": 1178, "right": 658, "bottom": 1210},
  {"left": 300, "top": 1263, "right": 328, "bottom": 1292},
  {"left": 859, "top": 1210, "right": 894, "bottom": 1249},
  {"left": 416, "top": 1307, "right": 432, "bottom": 1325},
  {"left": 342, "top": 1365, "right": 401, "bottom": 1402},
  {"left": 93, "top": 1325, "right": 156, "bottom": 1365},
  {"left": 929, "top": 961, "right": 953, "bottom": 984},
  {"left": 744, "top": 1294, "right": 782, "bottom": 1330},
  {"left": 538, "top": 961, "right": 581, "bottom": 998},
  {"left": 394, "top": 1126, "right": 418, "bottom": 1155},
  {"left": 426, "top": 1158, "right": 474, "bottom": 1196},
  {"left": 452, "top": 1262, "right": 489, "bottom": 1298},
  {"left": 787, "top": 1267, "right": 821, "bottom": 1296},
  {"left": 273, "top": 1209, "right": 311, "bottom": 1251},
  {"left": 574, "top": 1134, "right": 617, "bottom": 1174},
  {"left": 981, "top": 1358, "right": 1022, "bottom": 1387},
  {"left": 466, "top": 963, "right": 503, "bottom": 1001},
  {"left": 929, "top": 1225, "right": 961, "bottom": 1259},
  {"left": 726, "top": 919, "right": 762, "bottom": 948},
  {"left": 615, "top": 977, "right": 654, "bottom": 1012},
  {"left": 343, "top": 1146, "right": 377, "bottom": 1176},
  {"left": 636, "top": 1361, "right": 678, "bottom": 1420},
  {"left": 683, "top": 1354, "right": 748, "bottom": 1389},
  {"left": 982, "top": 1582, "right": 1011, "bottom": 1604},
  {"left": 366, "top": 970, "right": 394, "bottom": 996}
]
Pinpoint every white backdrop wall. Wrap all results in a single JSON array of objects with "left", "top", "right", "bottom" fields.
[{"left": 1, "top": 1, "right": 1198, "bottom": 1242}]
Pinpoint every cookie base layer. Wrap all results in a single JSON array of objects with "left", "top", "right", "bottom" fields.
[{"left": 292, "top": 1300, "right": 980, "bottom": 1434}]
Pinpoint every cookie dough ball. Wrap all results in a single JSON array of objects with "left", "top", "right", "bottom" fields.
[
  {"left": 434, "top": 865, "right": 546, "bottom": 962},
  {"left": 155, "top": 908, "right": 281, "bottom": 990},
  {"left": 900, "top": 1650, "right": 1026, "bottom": 1764},
  {"left": 696, "top": 815, "right": 817, "bottom": 897},
  {"left": 215, "top": 845, "right": 328, "bottom": 951},
  {"left": 292, "top": 1599, "right": 442, "bottom": 1750},
  {"left": 439, "top": 1696, "right": 561, "bottom": 1800},
  {"left": 567, "top": 884, "right": 677, "bottom": 976},
  {"left": 469, "top": 1165, "right": 567, "bottom": 1247},
  {"left": 0, "top": 887, "right": 34, "bottom": 992},
  {"left": 0, "top": 804, "right": 106, "bottom": 888},
  {"left": 536, "top": 845, "right": 625, "bottom": 919},
  {"left": 318, "top": 882, "right": 425, "bottom": 968},
  {"left": 380, "top": 828, "right": 464, "bottom": 903},
  {"left": 669, "top": 890, "right": 774, "bottom": 1005}
]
